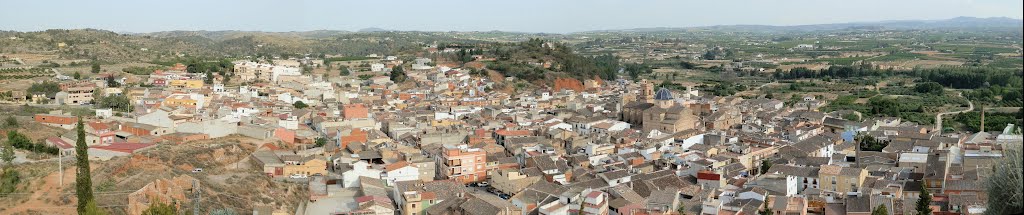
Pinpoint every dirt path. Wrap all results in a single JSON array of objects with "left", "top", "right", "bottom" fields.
[
  {"left": 934, "top": 92, "right": 973, "bottom": 133},
  {"left": 0, "top": 166, "right": 77, "bottom": 215}
]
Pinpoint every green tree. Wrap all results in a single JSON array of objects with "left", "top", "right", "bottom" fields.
[
  {"left": 81, "top": 201, "right": 107, "bottom": 215},
  {"left": 358, "top": 74, "right": 374, "bottom": 80},
  {"left": 914, "top": 82, "right": 944, "bottom": 95},
  {"left": 141, "top": 201, "right": 177, "bottom": 215},
  {"left": 315, "top": 137, "right": 328, "bottom": 147},
  {"left": 759, "top": 198, "right": 773, "bottom": 215},
  {"left": 91, "top": 61, "right": 101, "bottom": 73},
  {"left": 339, "top": 66, "right": 350, "bottom": 76},
  {"left": 3, "top": 116, "right": 17, "bottom": 128},
  {"left": 105, "top": 75, "right": 120, "bottom": 87},
  {"left": 872, "top": 205, "right": 888, "bottom": 215},
  {"left": 0, "top": 169, "right": 20, "bottom": 195},
  {"left": 75, "top": 118, "right": 96, "bottom": 214},
  {"left": 6, "top": 131, "right": 31, "bottom": 150},
  {"left": 292, "top": 101, "right": 308, "bottom": 109},
  {"left": 390, "top": 65, "right": 407, "bottom": 83},
  {"left": 677, "top": 204, "right": 686, "bottom": 215},
  {"left": 857, "top": 133, "right": 889, "bottom": 152},
  {"left": 984, "top": 143, "right": 1022, "bottom": 215},
  {"left": 0, "top": 139, "right": 14, "bottom": 166},
  {"left": 205, "top": 70, "right": 214, "bottom": 84},
  {"left": 916, "top": 183, "right": 932, "bottom": 215},
  {"left": 73, "top": 71, "right": 82, "bottom": 79},
  {"left": 760, "top": 159, "right": 773, "bottom": 175}
]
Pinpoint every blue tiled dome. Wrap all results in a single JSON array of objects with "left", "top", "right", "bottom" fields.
[{"left": 654, "top": 87, "right": 673, "bottom": 100}]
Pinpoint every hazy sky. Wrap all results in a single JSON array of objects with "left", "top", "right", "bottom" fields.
[{"left": 2, "top": 0, "right": 1021, "bottom": 33}]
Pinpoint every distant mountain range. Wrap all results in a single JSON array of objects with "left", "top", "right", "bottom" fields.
[
  {"left": 121, "top": 17, "right": 1022, "bottom": 39},
  {"left": 135, "top": 30, "right": 355, "bottom": 40},
  {"left": 590, "top": 17, "right": 1023, "bottom": 33}
]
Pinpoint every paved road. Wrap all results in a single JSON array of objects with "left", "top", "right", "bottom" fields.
[{"left": 934, "top": 92, "right": 973, "bottom": 133}]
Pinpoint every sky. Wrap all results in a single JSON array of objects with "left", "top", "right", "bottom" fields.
[{"left": 1, "top": 0, "right": 1021, "bottom": 33}]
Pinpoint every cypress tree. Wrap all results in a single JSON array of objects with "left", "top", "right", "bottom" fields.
[
  {"left": 75, "top": 117, "right": 95, "bottom": 213},
  {"left": 916, "top": 184, "right": 932, "bottom": 215}
]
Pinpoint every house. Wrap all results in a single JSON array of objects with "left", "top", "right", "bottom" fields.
[
  {"left": 400, "top": 191, "right": 438, "bottom": 215},
  {"left": 176, "top": 119, "right": 237, "bottom": 139},
  {"left": 818, "top": 164, "right": 868, "bottom": 197},
  {"left": 167, "top": 80, "right": 204, "bottom": 89},
  {"left": 383, "top": 161, "right": 421, "bottom": 186},
  {"left": 645, "top": 189, "right": 680, "bottom": 213},
  {"left": 490, "top": 168, "right": 542, "bottom": 194},
  {"left": 438, "top": 145, "right": 487, "bottom": 184},
  {"left": 162, "top": 93, "right": 203, "bottom": 109},
  {"left": 598, "top": 170, "right": 632, "bottom": 187},
  {"left": 580, "top": 190, "right": 610, "bottom": 215},
  {"left": 343, "top": 104, "right": 370, "bottom": 120},
  {"left": 370, "top": 63, "right": 386, "bottom": 72},
  {"left": 350, "top": 195, "right": 396, "bottom": 215},
  {"left": 62, "top": 85, "right": 95, "bottom": 105},
  {"left": 342, "top": 161, "right": 383, "bottom": 188},
  {"left": 44, "top": 137, "right": 75, "bottom": 156},
  {"left": 250, "top": 150, "right": 327, "bottom": 178},
  {"left": 120, "top": 122, "right": 169, "bottom": 136},
  {"left": 161, "top": 133, "right": 209, "bottom": 144},
  {"left": 87, "top": 143, "right": 156, "bottom": 160},
  {"left": 136, "top": 109, "right": 176, "bottom": 129},
  {"left": 34, "top": 114, "right": 78, "bottom": 129}
]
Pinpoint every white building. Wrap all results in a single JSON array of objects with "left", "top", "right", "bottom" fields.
[
  {"left": 341, "top": 161, "right": 383, "bottom": 188},
  {"left": 381, "top": 161, "right": 420, "bottom": 186},
  {"left": 370, "top": 63, "right": 385, "bottom": 72}
]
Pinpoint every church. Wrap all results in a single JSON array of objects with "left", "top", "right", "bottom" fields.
[{"left": 620, "top": 79, "right": 699, "bottom": 133}]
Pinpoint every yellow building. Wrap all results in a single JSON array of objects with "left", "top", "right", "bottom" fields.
[
  {"left": 431, "top": 119, "right": 462, "bottom": 127},
  {"left": 163, "top": 94, "right": 198, "bottom": 109},
  {"left": 282, "top": 156, "right": 328, "bottom": 177},
  {"left": 168, "top": 80, "right": 204, "bottom": 89},
  {"left": 818, "top": 164, "right": 867, "bottom": 195}
]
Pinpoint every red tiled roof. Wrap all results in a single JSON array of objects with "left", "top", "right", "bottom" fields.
[
  {"left": 495, "top": 129, "right": 531, "bottom": 137},
  {"left": 46, "top": 137, "right": 74, "bottom": 149},
  {"left": 384, "top": 161, "right": 410, "bottom": 172},
  {"left": 87, "top": 122, "right": 110, "bottom": 130},
  {"left": 697, "top": 170, "right": 720, "bottom": 181}
]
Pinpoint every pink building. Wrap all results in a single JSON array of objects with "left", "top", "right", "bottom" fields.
[
  {"left": 438, "top": 145, "right": 487, "bottom": 184},
  {"left": 342, "top": 104, "right": 369, "bottom": 120}
]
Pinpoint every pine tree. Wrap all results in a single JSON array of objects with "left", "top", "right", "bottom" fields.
[
  {"left": 916, "top": 184, "right": 932, "bottom": 215},
  {"left": 204, "top": 70, "right": 214, "bottom": 84},
  {"left": 760, "top": 198, "right": 773, "bottom": 215},
  {"left": 872, "top": 205, "right": 888, "bottom": 215},
  {"left": 75, "top": 117, "right": 96, "bottom": 214},
  {"left": 90, "top": 62, "right": 101, "bottom": 73}
]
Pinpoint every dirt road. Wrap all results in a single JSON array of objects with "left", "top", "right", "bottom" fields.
[{"left": 934, "top": 92, "right": 973, "bottom": 133}]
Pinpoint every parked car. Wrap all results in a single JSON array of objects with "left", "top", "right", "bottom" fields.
[
  {"left": 498, "top": 194, "right": 512, "bottom": 200},
  {"left": 192, "top": 168, "right": 203, "bottom": 173},
  {"left": 477, "top": 182, "right": 489, "bottom": 187},
  {"left": 289, "top": 174, "right": 308, "bottom": 179}
]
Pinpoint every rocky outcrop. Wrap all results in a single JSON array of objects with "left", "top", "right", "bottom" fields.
[{"left": 126, "top": 175, "right": 195, "bottom": 215}]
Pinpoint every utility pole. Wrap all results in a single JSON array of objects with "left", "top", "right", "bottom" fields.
[
  {"left": 58, "top": 152, "right": 63, "bottom": 188},
  {"left": 192, "top": 179, "right": 201, "bottom": 215}
]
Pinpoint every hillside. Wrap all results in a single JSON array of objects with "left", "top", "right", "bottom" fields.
[{"left": 0, "top": 29, "right": 490, "bottom": 63}]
